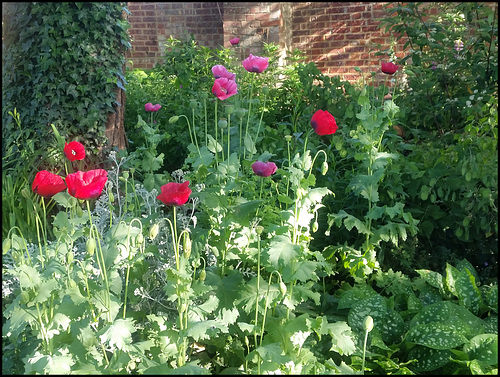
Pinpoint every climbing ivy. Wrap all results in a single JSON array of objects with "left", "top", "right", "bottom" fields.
[{"left": 2, "top": 2, "right": 131, "bottom": 165}]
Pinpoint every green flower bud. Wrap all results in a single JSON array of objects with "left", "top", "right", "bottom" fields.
[
  {"left": 108, "top": 191, "right": 115, "bottom": 203},
  {"left": 364, "top": 316, "right": 374, "bottom": 332},
  {"left": 284, "top": 135, "right": 293, "bottom": 142},
  {"left": 226, "top": 105, "right": 234, "bottom": 115},
  {"left": 86, "top": 238, "right": 96, "bottom": 256},
  {"left": 256, "top": 225, "right": 264, "bottom": 235},
  {"left": 199, "top": 269, "right": 206, "bottom": 281},
  {"left": 68, "top": 279, "right": 77, "bottom": 288},
  {"left": 189, "top": 100, "right": 198, "bottom": 109},
  {"left": 218, "top": 119, "right": 228, "bottom": 129},
  {"left": 340, "top": 149, "right": 347, "bottom": 158},
  {"left": 183, "top": 234, "right": 192, "bottom": 259},
  {"left": 21, "top": 187, "right": 31, "bottom": 199},
  {"left": 76, "top": 204, "right": 83, "bottom": 218},
  {"left": 280, "top": 281, "right": 287, "bottom": 296},
  {"left": 67, "top": 251, "right": 74, "bottom": 264},
  {"left": 321, "top": 161, "right": 328, "bottom": 175},
  {"left": 169, "top": 115, "right": 180, "bottom": 124},
  {"left": 235, "top": 108, "right": 247, "bottom": 120},
  {"left": 20, "top": 290, "right": 30, "bottom": 304},
  {"left": 2, "top": 238, "right": 11, "bottom": 255},
  {"left": 312, "top": 221, "right": 319, "bottom": 233},
  {"left": 135, "top": 233, "right": 144, "bottom": 247},
  {"left": 123, "top": 171, "right": 130, "bottom": 180},
  {"left": 244, "top": 336, "right": 250, "bottom": 347},
  {"left": 149, "top": 224, "right": 160, "bottom": 240},
  {"left": 262, "top": 87, "right": 269, "bottom": 95}
]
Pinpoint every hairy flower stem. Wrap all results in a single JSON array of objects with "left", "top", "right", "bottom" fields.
[
  {"left": 122, "top": 219, "right": 143, "bottom": 319},
  {"left": 243, "top": 75, "right": 255, "bottom": 162},
  {"left": 86, "top": 201, "right": 111, "bottom": 322},
  {"left": 250, "top": 92, "right": 267, "bottom": 161},
  {"left": 253, "top": 230, "right": 262, "bottom": 350}
]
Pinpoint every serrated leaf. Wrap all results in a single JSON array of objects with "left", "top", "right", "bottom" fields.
[
  {"left": 187, "top": 320, "right": 228, "bottom": 341},
  {"left": 99, "top": 318, "right": 136, "bottom": 351},
  {"left": 266, "top": 235, "right": 300, "bottom": 269},
  {"left": 254, "top": 343, "right": 291, "bottom": 365},
  {"left": 406, "top": 322, "right": 468, "bottom": 350}
]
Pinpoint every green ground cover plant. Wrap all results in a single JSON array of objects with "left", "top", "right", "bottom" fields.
[{"left": 2, "top": 2, "right": 497, "bottom": 375}]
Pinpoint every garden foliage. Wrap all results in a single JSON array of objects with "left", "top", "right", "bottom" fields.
[{"left": 2, "top": 2, "right": 498, "bottom": 375}]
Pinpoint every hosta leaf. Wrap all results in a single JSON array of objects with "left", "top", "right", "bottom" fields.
[
  {"left": 99, "top": 318, "right": 136, "bottom": 351},
  {"left": 406, "top": 322, "right": 468, "bottom": 350},
  {"left": 464, "top": 334, "right": 498, "bottom": 366},
  {"left": 407, "top": 345, "right": 452, "bottom": 372}
]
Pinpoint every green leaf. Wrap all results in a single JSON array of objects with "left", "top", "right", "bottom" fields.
[
  {"left": 254, "top": 343, "right": 291, "bottom": 365},
  {"left": 99, "top": 318, "right": 136, "bottom": 351},
  {"left": 464, "top": 334, "right": 498, "bottom": 365},
  {"left": 406, "top": 322, "right": 468, "bottom": 350},
  {"left": 456, "top": 268, "right": 483, "bottom": 315},
  {"left": 265, "top": 235, "right": 300, "bottom": 269},
  {"left": 327, "top": 321, "right": 356, "bottom": 356},
  {"left": 407, "top": 346, "right": 452, "bottom": 372},
  {"left": 25, "top": 349, "right": 75, "bottom": 374},
  {"left": 416, "top": 269, "right": 446, "bottom": 296}
]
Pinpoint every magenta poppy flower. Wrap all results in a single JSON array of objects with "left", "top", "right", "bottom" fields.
[
  {"left": 64, "top": 141, "right": 86, "bottom": 162},
  {"left": 381, "top": 62, "right": 398, "bottom": 75},
  {"left": 311, "top": 110, "right": 338, "bottom": 136},
  {"left": 66, "top": 169, "right": 108, "bottom": 200},
  {"left": 212, "top": 77, "right": 238, "bottom": 101},
  {"left": 157, "top": 181, "right": 192, "bottom": 206},
  {"left": 145, "top": 103, "right": 161, "bottom": 112},
  {"left": 212, "top": 65, "right": 236, "bottom": 81},
  {"left": 229, "top": 37, "right": 240, "bottom": 45},
  {"left": 242, "top": 54, "right": 269, "bottom": 73},
  {"left": 32, "top": 170, "right": 67, "bottom": 198},
  {"left": 251, "top": 161, "right": 277, "bottom": 177}
]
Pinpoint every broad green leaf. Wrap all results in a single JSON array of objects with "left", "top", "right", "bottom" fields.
[
  {"left": 327, "top": 321, "right": 356, "bottom": 356},
  {"left": 445, "top": 262, "right": 460, "bottom": 296},
  {"left": 254, "top": 343, "right": 291, "bottom": 365},
  {"left": 464, "top": 334, "right": 498, "bottom": 365},
  {"left": 456, "top": 268, "right": 483, "bottom": 315},
  {"left": 406, "top": 322, "right": 468, "bottom": 350},
  {"left": 207, "top": 134, "right": 222, "bottom": 153},
  {"left": 266, "top": 235, "right": 299, "bottom": 269},
  {"left": 99, "top": 318, "right": 136, "bottom": 351},
  {"left": 25, "top": 350, "right": 75, "bottom": 374},
  {"left": 416, "top": 269, "right": 446, "bottom": 296},
  {"left": 187, "top": 320, "right": 228, "bottom": 341},
  {"left": 407, "top": 345, "right": 452, "bottom": 372},
  {"left": 348, "top": 294, "right": 387, "bottom": 333}
]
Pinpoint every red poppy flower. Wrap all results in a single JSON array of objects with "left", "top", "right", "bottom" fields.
[
  {"left": 381, "top": 62, "right": 398, "bottom": 75},
  {"left": 229, "top": 37, "right": 240, "bottom": 45},
  {"left": 32, "top": 170, "right": 67, "bottom": 198},
  {"left": 157, "top": 181, "right": 192, "bottom": 206},
  {"left": 212, "top": 77, "right": 238, "bottom": 101},
  {"left": 242, "top": 54, "right": 269, "bottom": 73},
  {"left": 310, "top": 110, "right": 338, "bottom": 136},
  {"left": 66, "top": 169, "right": 108, "bottom": 200},
  {"left": 64, "top": 141, "right": 86, "bottom": 161},
  {"left": 145, "top": 103, "right": 161, "bottom": 112},
  {"left": 251, "top": 161, "right": 277, "bottom": 177},
  {"left": 212, "top": 65, "right": 236, "bottom": 81}
]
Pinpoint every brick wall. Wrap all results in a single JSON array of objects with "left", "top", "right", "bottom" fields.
[{"left": 125, "top": 2, "right": 224, "bottom": 69}]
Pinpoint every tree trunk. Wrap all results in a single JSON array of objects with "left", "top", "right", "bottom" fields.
[{"left": 105, "top": 69, "right": 128, "bottom": 150}]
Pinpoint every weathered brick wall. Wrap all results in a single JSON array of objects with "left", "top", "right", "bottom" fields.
[
  {"left": 125, "top": 2, "right": 224, "bottom": 69},
  {"left": 290, "top": 2, "right": 407, "bottom": 83}
]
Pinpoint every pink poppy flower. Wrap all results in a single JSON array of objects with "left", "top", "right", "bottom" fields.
[
  {"left": 32, "top": 170, "right": 67, "bottom": 198},
  {"left": 66, "top": 169, "right": 108, "bottom": 200},
  {"left": 212, "top": 65, "right": 236, "bottom": 81},
  {"left": 212, "top": 77, "right": 238, "bottom": 100},
  {"left": 145, "top": 103, "right": 161, "bottom": 112},
  {"left": 229, "top": 37, "right": 240, "bottom": 45},
  {"left": 381, "top": 62, "right": 398, "bottom": 75},
  {"left": 311, "top": 110, "right": 338, "bottom": 136},
  {"left": 251, "top": 161, "right": 277, "bottom": 177},
  {"left": 242, "top": 54, "right": 269, "bottom": 73},
  {"left": 64, "top": 141, "right": 86, "bottom": 162},
  {"left": 157, "top": 181, "right": 192, "bottom": 206}
]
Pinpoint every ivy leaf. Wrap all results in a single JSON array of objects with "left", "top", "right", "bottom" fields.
[{"left": 99, "top": 318, "right": 136, "bottom": 351}]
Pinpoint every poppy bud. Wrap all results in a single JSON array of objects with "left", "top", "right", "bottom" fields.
[
  {"left": 262, "top": 87, "right": 269, "bottom": 95},
  {"left": 123, "top": 171, "right": 129, "bottom": 180},
  {"left": 256, "top": 225, "right": 264, "bottom": 235},
  {"left": 199, "top": 269, "right": 206, "bottom": 281},
  {"left": 86, "top": 238, "right": 96, "bottom": 256},
  {"left": 183, "top": 234, "right": 192, "bottom": 259},
  {"left": 2, "top": 238, "right": 11, "bottom": 255},
  {"left": 284, "top": 135, "right": 292, "bottom": 142},
  {"left": 169, "top": 116, "right": 180, "bottom": 124},
  {"left": 68, "top": 279, "right": 77, "bottom": 288},
  {"left": 280, "top": 281, "right": 287, "bottom": 296},
  {"left": 149, "top": 224, "right": 160, "bottom": 240},
  {"left": 76, "top": 204, "right": 83, "bottom": 218},
  {"left": 321, "top": 161, "right": 328, "bottom": 175},
  {"left": 226, "top": 105, "right": 234, "bottom": 115},
  {"left": 244, "top": 336, "right": 250, "bottom": 347},
  {"left": 67, "top": 251, "right": 74, "bottom": 264},
  {"left": 312, "top": 221, "right": 319, "bottom": 233},
  {"left": 20, "top": 290, "right": 30, "bottom": 304},
  {"left": 189, "top": 100, "right": 198, "bottom": 109},
  {"left": 135, "top": 233, "right": 144, "bottom": 247},
  {"left": 364, "top": 316, "right": 374, "bottom": 332}
]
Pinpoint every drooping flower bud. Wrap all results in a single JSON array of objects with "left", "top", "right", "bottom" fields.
[
  {"left": 169, "top": 115, "right": 180, "bottom": 124},
  {"left": 86, "top": 238, "right": 96, "bottom": 256},
  {"left": 364, "top": 316, "right": 374, "bottom": 332},
  {"left": 149, "top": 223, "right": 160, "bottom": 240},
  {"left": 183, "top": 233, "right": 192, "bottom": 259},
  {"left": 321, "top": 161, "right": 328, "bottom": 176},
  {"left": 199, "top": 269, "right": 206, "bottom": 281}
]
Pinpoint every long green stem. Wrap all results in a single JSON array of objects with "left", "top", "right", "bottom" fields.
[
  {"left": 123, "top": 218, "right": 143, "bottom": 319},
  {"left": 250, "top": 92, "right": 267, "bottom": 161},
  {"left": 259, "top": 271, "right": 282, "bottom": 345},
  {"left": 243, "top": 75, "right": 255, "bottom": 161}
]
